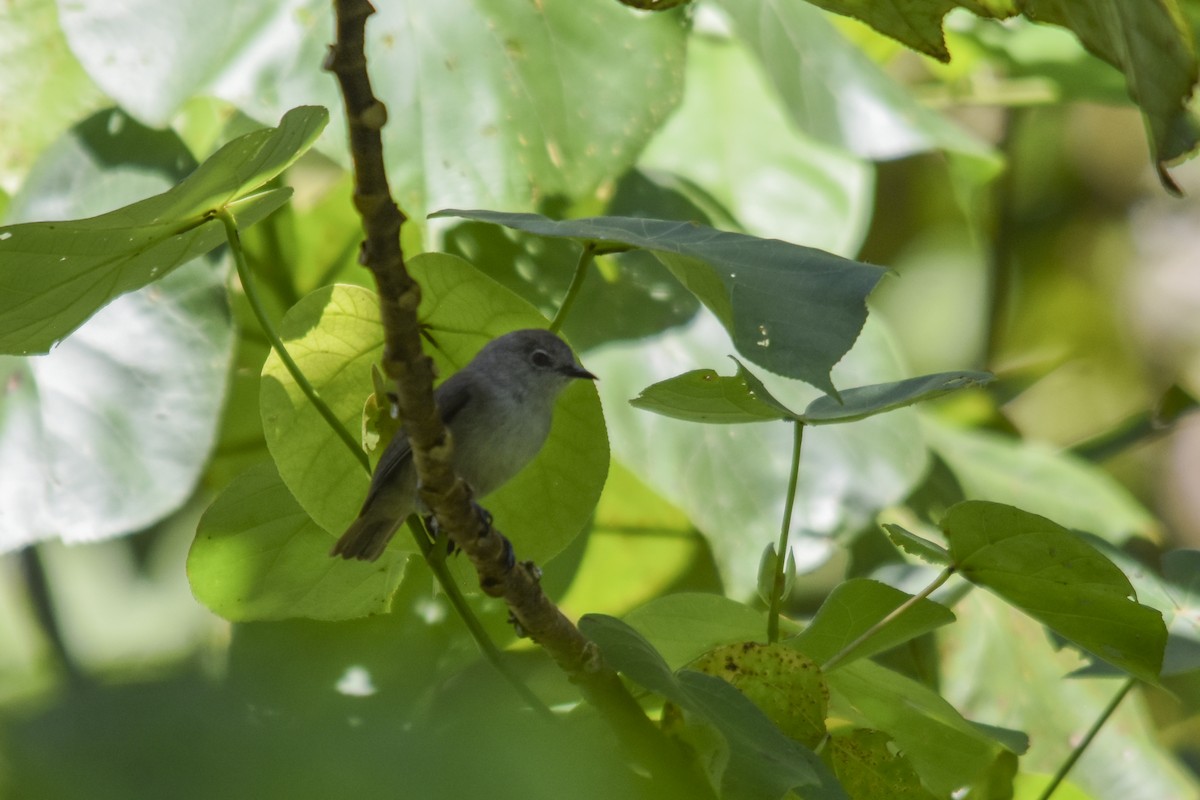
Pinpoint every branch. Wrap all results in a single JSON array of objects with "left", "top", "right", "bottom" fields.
[{"left": 325, "top": 2, "right": 710, "bottom": 793}]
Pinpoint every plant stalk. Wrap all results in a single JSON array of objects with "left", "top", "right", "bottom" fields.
[
  {"left": 767, "top": 421, "right": 805, "bottom": 643},
  {"left": 1036, "top": 677, "right": 1136, "bottom": 800},
  {"left": 549, "top": 243, "right": 595, "bottom": 334}
]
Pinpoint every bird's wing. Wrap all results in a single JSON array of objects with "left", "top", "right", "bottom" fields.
[{"left": 361, "top": 377, "right": 474, "bottom": 505}]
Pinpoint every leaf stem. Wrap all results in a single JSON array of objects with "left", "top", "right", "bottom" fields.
[
  {"left": 407, "top": 516, "right": 555, "bottom": 719},
  {"left": 217, "top": 209, "right": 369, "bottom": 474},
  {"left": 822, "top": 566, "right": 955, "bottom": 671},
  {"left": 549, "top": 242, "right": 595, "bottom": 334},
  {"left": 768, "top": 421, "right": 805, "bottom": 643},
  {"left": 1036, "top": 677, "right": 1136, "bottom": 800}
]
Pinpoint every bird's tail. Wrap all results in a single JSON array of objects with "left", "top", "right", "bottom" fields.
[{"left": 330, "top": 512, "right": 398, "bottom": 561}]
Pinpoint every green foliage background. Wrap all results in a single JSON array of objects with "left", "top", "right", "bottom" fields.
[{"left": 2, "top": 0, "right": 1200, "bottom": 798}]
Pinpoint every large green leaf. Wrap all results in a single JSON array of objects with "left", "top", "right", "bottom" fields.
[
  {"left": 0, "top": 110, "right": 234, "bottom": 550},
  {"left": 941, "top": 501, "right": 1167, "bottom": 682},
  {"left": 589, "top": 315, "right": 928, "bottom": 596},
  {"left": 0, "top": 105, "right": 327, "bottom": 354},
  {"left": 58, "top": 0, "right": 686, "bottom": 219},
  {"left": 260, "top": 255, "right": 608, "bottom": 564},
  {"left": 580, "top": 614, "right": 846, "bottom": 800},
  {"left": 639, "top": 35, "right": 873, "bottom": 257},
  {"left": 789, "top": 578, "right": 956, "bottom": 668},
  {"left": 188, "top": 463, "right": 407, "bottom": 621},
  {"left": 432, "top": 209, "right": 887, "bottom": 396}
]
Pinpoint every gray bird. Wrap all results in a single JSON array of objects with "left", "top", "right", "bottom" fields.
[{"left": 331, "top": 328, "right": 596, "bottom": 561}]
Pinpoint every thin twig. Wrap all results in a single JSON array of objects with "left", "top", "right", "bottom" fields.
[{"left": 1036, "top": 678, "right": 1136, "bottom": 800}]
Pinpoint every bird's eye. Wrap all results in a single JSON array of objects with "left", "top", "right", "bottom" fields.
[{"left": 530, "top": 349, "right": 554, "bottom": 368}]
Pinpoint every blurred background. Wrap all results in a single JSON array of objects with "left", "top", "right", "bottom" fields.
[{"left": 1, "top": 1, "right": 1198, "bottom": 797}]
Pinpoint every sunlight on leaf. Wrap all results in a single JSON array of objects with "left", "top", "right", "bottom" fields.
[{"left": 0, "top": 106, "right": 327, "bottom": 354}]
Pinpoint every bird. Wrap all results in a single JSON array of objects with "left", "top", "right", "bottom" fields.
[{"left": 331, "top": 328, "right": 596, "bottom": 561}]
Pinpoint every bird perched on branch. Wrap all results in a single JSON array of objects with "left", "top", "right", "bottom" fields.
[{"left": 331, "top": 328, "right": 596, "bottom": 561}]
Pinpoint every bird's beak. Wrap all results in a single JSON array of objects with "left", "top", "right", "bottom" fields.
[{"left": 564, "top": 364, "right": 598, "bottom": 381}]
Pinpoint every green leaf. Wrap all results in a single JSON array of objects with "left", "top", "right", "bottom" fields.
[
  {"left": 59, "top": 0, "right": 687, "bottom": 219},
  {"left": 0, "top": 105, "right": 327, "bottom": 355},
  {"left": 0, "top": 109, "right": 234, "bottom": 550},
  {"left": 790, "top": 578, "right": 955, "bottom": 668},
  {"left": 714, "top": 0, "right": 1001, "bottom": 175},
  {"left": 433, "top": 209, "right": 887, "bottom": 396},
  {"left": 1076, "top": 544, "right": 1200, "bottom": 677},
  {"left": 639, "top": 35, "right": 873, "bottom": 257},
  {"left": 827, "top": 730, "right": 940, "bottom": 800},
  {"left": 692, "top": 643, "right": 829, "bottom": 748},
  {"left": 580, "top": 615, "right": 846, "bottom": 800},
  {"left": 941, "top": 500, "right": 1167, "bottom": 682},
  {"left": 261, "top": 254, "right": 608, "bottom": 564},
  {"left": 259, "top": 284, "right": 385, "bottom": 539},
  {"left": 1018, "top": 0, "right": 1200, "bottom": 190},
  {"left": 633, "top": 361, "right": 993, "bottom": 430},
  {"left": 801, "top": 370, "right": 994, "bottom": 424},
  {"left": 824, "top": 0, "right": 962, "bottom": 59},
  {"left": 923, "top": 415, "right": 1158, "bottom": 543},
  {"left": 733, "top": 357, "right": 804, "bottom": 416},
  {"left": 579, "top": 613, "right": 685, "bottom": 699},
  {"left": 679, "top": 670, "right": 847, "bottom": 800},
  {"left": 629, "top": 368, "right": 788, "bottom": 424},
  {"left": 188, "top": 462, "right": 407, "bottom": 621},
  {"left": 827, "top": 659, "right": 1018, "bottom": 798},
  {"left": 882, "top": 523, "right": 952, "bottom": 565},
  {"left": 622, "top": 593, "right": 780, "bottom": 669}
]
